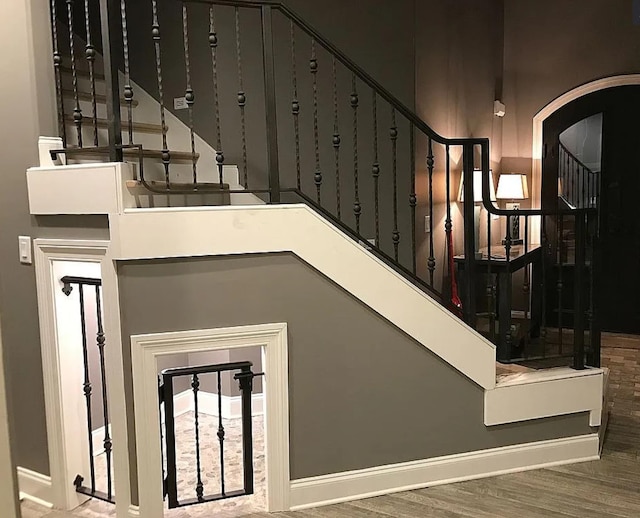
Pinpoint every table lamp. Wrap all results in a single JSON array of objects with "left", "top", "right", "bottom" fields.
[
  {"left": 496, "top": 173, "right": 529, "bottom": 246},
  {"left": 458, "top": 169, "right": 496, "bottom": 258}
]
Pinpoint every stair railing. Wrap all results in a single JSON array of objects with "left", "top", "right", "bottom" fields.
[{"left": 47, "top": 0, "right": 600, "bottom": 369}]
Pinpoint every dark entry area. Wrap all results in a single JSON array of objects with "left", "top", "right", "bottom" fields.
[{"left": 543, "top": 85, "right": 640, "bottom": 334}]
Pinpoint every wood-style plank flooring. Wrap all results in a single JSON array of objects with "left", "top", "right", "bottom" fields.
[{"left": 22, "top": 333, "right": 640, "bottom": 518}]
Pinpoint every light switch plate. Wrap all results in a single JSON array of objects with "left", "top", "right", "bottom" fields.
[
  {"left": 424, "top": 216, "right": 431, "bottom": 233},
  {"left": 18, "top": 236, "right": 32, "bottom": 264}
]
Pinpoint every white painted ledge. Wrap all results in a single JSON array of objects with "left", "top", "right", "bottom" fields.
[
  {"left": 485, "top": 367, "right": 605, "bottom": 426},
  {"left": 289, "top": 434, "right": 599, "bottom": 510},
  {"left": 26, "top": 162, "right": 135, "bottom": 215},
  {"left": 114, "top": 204, "right": 497, "bottom": 389}
]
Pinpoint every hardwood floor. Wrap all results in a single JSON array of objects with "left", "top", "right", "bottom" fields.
[{"left": 21, "top": 334, "right": 640, "bottom": 518}]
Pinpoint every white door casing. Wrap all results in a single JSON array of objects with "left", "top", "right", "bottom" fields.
[{"left": 130, "top": 323, "right": 290, "bottom": 516}]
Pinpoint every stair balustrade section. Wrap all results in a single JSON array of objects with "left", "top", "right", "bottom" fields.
[{"left": 46, "top": 0, "right": 601, "bottom": 369}]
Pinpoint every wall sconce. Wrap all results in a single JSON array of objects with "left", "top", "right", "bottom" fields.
[
  {"left": 497, "top": 173, "right": 529, "bottom": 245},
  {"left": 458, "top": 169, "right": 496, "bottom": 258}
]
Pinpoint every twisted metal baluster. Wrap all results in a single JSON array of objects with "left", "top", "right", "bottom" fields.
[
  {"left": 351, "top": 74, "right": 361, "bottom": 233},
  {"left": 78, "top": 285, "right": 95, "bottom": 491},
  {"left": 235, "top": 7, "right": 248, "bottom": 188},
  {"left": 311, "top": 39, "right": 322, "bottom": 203},
  {"left": 523, "top": 216, "right": 530, "bottom": 356},
  {"left": 557, "top": 215, "right": 564, "bottom": 354},
  {"left": 50, "top": 0, "right": 67, "bottom": 145},
  {"left": 217, "top": 371, "right": 226, "bottom": 496},
  {"left": 83, "top": 0, "right": 98, "bottom": 146},
  {"left": 95, "top": 285, "right": 113, "bottom": 500},
  {"left": 66, "top": 0, "right": 83, "bottom": 147},
  {"left": 409, "top": 126, "right": 417, "bottom": 274},
  {"left": 332, "top": 57, "right": 341, "bottom": 218},
  {"left": 121, "top": 0, "right": 134, "bottom": 145},
  {"left": 151, "top": 0, "right": 171, "bottom": 188},
  {"left": 372, "top": 90, "right": 380, "bottom": 246},
  {"left": 390, "top": 108, "right": 399, "bottom": 261},
  {"left": 540, "top": 215, "right": 549, "bottom": 356},
  {"left": 427, "top": 138, "right": 435, "bottom": 284},
  {"left": 487, "top": 181, "right": 496, "bottom": 343},
  {"left": 290, "top": 20, "right": 301, "bottom": 190},
  {"left": 182, "top": 2, "right": 198, "bottom": 186},
  {"left": 209, "top": 6, "right": 225, "bottom": 186},
  {"left": 192, "top": 374, "right": 204, "bottom": 500}
]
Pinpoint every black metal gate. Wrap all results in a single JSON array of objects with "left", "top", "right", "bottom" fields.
[
  {"left": 61, "top": 276, "right": 115, "bottom": 505},
  {"left": 159, "top": 361, "right": 258, "bottom": 509}
]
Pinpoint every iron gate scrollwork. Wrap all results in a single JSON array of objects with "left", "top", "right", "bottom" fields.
[{"left": 159, "top": 361, "right": 259, "bottom": 509}]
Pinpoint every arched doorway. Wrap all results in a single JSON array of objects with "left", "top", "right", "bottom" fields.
[{"left": 541, "top": 85, "right": 640, "bottom": 333}]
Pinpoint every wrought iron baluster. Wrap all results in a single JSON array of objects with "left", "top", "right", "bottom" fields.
[
  {"left": 235, "top": 367, "right": 255, "bottom": 496},
  {"left": 409, "top": 126, "right": 417, "bottom": 274},
  {"left": 50, "top": 0, "right": 67, "bottom": 144},
  {"left": 445, "top": 145, "right": 454, "bottom": 306},
  {"left": 151, "top": 0, "right": 171, "bottom": 188},
  {"left": 235, "top": 7, "right": 248, "bottom": 188},
  {"left": 540, "top": 215, "right": 549, "bottom": 356},
  {"left": 217, "top": 371, "right": 226, "bottom": 496},
  {"left": 290, "top": 21, "right": 301, "bottom": 190},
  {"left": 557, "top": 214, "right": 564, "bottom": 354},
  {"left": 486, "top": 184, "right": 495, "bottom": 343},
  {"left": 182, "top": 2, "right": 198, "bottom": 186},
  {"left": 208, "top": 6, "right": 225, "bottom": 186},
  {"left": 523, "top": 216, "right": 530, "bottom": 357},
  {"left": 191, "top": 374, "right": 204, "bottom": 500},
  {"left": 78, "top": 284, "right": 95, "bottom": 491},
  {"left": 94, "top": 285, "right": 113, "bottom": 500},
  {"left": 372, "top": 91, "right": 380, "bottom": 246},
  {"left": 120, "top": 0, "right": 134, "bottom": 145},
  {"left": 311, "top": 39, "right": 322, "bottom": 203},
  {"left": 351, "top": 74, "right": 360, "bottom": 233},
  {"left": 390, "top": 108, "right": 399, "bottom": 261},
  {"left": 66, "top": 0, "right": 83, "bottom": 147},
  {"left": 427, "top": 138, "right": 435, "bottom": 284},
  {"left": 83, "top": 0, "right": 98, "bottom": 146},
  {"left": 332, "top": 57, "right": 341, "bottom": 218}
]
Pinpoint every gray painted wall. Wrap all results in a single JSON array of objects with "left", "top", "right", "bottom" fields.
[
  {"left": 0, "top": 0, "right": 59, "bottom": 475},
  {"left": 414, "top": 0, "right": 505, "bottom": 288},
  {"left": 502, "top": 0, "right": 640, "bottom": 160},
  {"left": 118, "top": 253, "right": 592, "bottom": 485}
]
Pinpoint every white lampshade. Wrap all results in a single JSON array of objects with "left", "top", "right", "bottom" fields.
[
  {"left": 497, "top": 173, "right": 529, "bottom": 200},
  {"left": 458, "top": 169, "right": 496, "bottom": 203}
]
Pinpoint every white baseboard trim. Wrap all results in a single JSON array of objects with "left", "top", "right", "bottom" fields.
[
  {"left": 170, "top": 390, "right": 264, "bottom": 421},
  {"left": 17, "top": 467, "right": 54, "bottom": 509},
  {"left": 128, "top": 504, "right": 140, "bottom": 517},
  {"left": 289, "top": 434, "right": 599, "bottom": 510}
]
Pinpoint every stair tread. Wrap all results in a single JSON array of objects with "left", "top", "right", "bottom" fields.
[
  {"left": 64, "top": 115, "right": 165, "bottom": 134},
  {"left": 68, "top": 147, "right": 198, "bottom": 163},
  {"left": 62, "top": 89, "right": 139, "bottom": 107},
  {"left": 126, "top": 179, "right": 229, "bottom": 191}
]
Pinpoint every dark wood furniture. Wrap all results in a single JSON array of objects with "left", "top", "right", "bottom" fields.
[{"left": 455, "top": 245, "right": 542, "bottom": 362}]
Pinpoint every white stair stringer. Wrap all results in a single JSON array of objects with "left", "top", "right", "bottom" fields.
[{"left": 26, "top": 161, "right": 605, "bottom": 427}]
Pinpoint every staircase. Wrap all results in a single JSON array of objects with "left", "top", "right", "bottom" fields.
[{"left": 44, "top": 0, "right": 600, "bottom": 372}]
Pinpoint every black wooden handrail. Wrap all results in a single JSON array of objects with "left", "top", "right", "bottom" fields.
[
  {"left": 559, "top": 141, "right": 597, "bottom": 174},
  {"left": 185, "top": 0, "right": 488, "bottom": 147}
]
